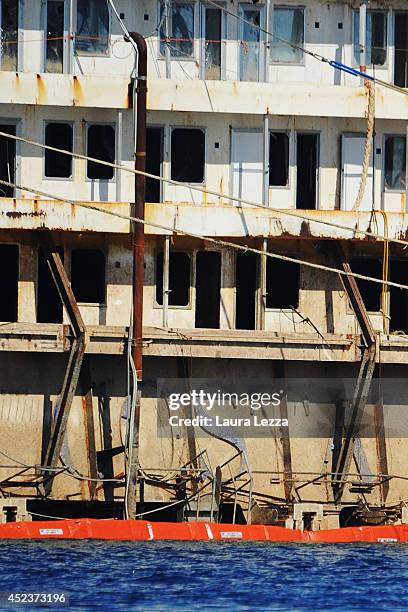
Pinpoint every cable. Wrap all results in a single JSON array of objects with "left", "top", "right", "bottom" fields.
[
  {"left": 0, "top": 176, "right": 408, "bottom": 293},
  {"left": 1, "top": 129, "right": 408, "bottom": 250}
]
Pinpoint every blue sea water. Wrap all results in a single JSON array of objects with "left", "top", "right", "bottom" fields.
[{"left": 0, "top": 540, "right": 407, "bottom": 611}]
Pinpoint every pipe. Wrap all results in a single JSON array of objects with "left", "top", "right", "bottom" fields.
[{"left": 359, "top": 2, "right": 367, "bottom": 73}]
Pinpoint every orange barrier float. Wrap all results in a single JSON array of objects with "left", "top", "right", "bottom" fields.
[{"left": 1, "top": 519, "right": 408, "bottom": 543}]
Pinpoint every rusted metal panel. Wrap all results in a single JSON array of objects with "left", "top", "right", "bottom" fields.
[{"left": 81, "top": 358, "right": 98, "bottom": 501}]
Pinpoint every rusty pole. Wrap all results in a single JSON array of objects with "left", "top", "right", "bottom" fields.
[{"left": 127, "top": 32, "right": 147, "bottom": 519}]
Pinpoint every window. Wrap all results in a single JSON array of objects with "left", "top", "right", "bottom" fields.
[
  {"left": 0, "top": 124, "right": 16, "bottom": 197},
  {"left": 350, "top": 259, "right": 381, "bottom": 312},
  {"left": 37, "top": 246, "right": 63, "bottom": 323},
  {"left": 266, "top": 259, "right": 299, "bottom": 309},
  {"left": 46, "top": 0, "right": 65, "bottom": 73},
  {"left": 76, "top": 0, "right": 109, "bottom": 54},
  {"left": 171, "top": 128, "right": 205, "bottom": 182},
  {"left": 203, "top": 6, "right": 222, "bottom": 80},
  {"left": 269, "top": 132, "right": 289, "bottom": 186},
  {"left": 87, "top": 124, "right": 115, "bottom": 180},
  {"left": 384, "top": 136, "right": 406, "bottom": 191},
  {"left": 1, "top": 0, "right": 18, "bottom": 71},
  {"left": 160, "top": 2, "right": 194, "bottom": 58},
  {"left": 394, "top": 13, "right": 408, "bottom": 87},
  {"left": 45, "top": 123, "right": 73, "bottom": 178},
  {"left": 156, "top": 252, "right": 190, "bottom": 306},
  {"left": 271, "top": 7, "right": 304, "bottom": 63},
  {"left": 0, "top": 244, "right": 18, "bottom": 322},
  {"left": 71, "top": 249, "right": 105, "bottom": 303},
  {"left": 353, "top": 11, "right": 387, "bottom": 66}
]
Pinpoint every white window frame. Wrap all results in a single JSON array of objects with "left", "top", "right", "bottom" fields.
[
  {"left": 268, "top": 130, "right": 291, "bottom": 191},
  {"left": 74, "top": 0, "right": 111, "bottom": 57},
  {"left": 42, "top": 0, "right": 71, "bottom": 73},
  {"left": 0, "top": 118, "right": 21, "bottom": 198},
  {"left": 85, "top": 121, "right": 117, "bottom": 183},
  {"left": 43, "top": 120, "right": 75, "bottom": 181},
  {"left": 158, "top": 0, "right": 198, "bottom": 61},
  {"left": 352, "top": 8, "right": 388, "bottom": 68},
  {"left": 0, "top": 0, "right": 23, "bottom": 72},
  {"left": 200, "top": 2, "right": 226, "bottom": 80},
  {"left": 238, "top": 3, "right": 266, "bottom": 82},
  {"left": 270, "top": 5, "right": 305, "bottom": 66},
  {"left": 153, "top": 248, "right": 193, "bottom": 310},
  {"left": 170, "top": 125, "right": 206, "bottom": 185},
  {"left": 383, "top": 133, "right": 407, "bottom": 193}
]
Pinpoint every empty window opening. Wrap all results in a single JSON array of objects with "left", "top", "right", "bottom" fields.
[
  {"left": 171, "top": 128, "right": 205, "bottom": 183},
  {"left": 146, "top": 127, "right": 163, "bottom": 203},
  {"left": 76, "top": 0, "right": 109, "bottom": 55},
  {"left": 204, "top": 7, "right": 222, "bottom": 80},
  {"left": 0, "top": 245, "right": 18, "bottom": 322},
  {"left": 1, "top": 0, "right": 18, "bottom": 71},
  {"left": 71, "top": 249, "right": 105, "bottom": 303},
  {"left": 390, "top": 261, "right": 408, "bottom": 333},
  {"left": 87, "top": 125, "right": 115, "bottom": 180},
  {"left": 395, "top": 13, "right": 408, "bottom": 87},
  {"left": 271, "top": 7, "right": 304, "bottom": 63},
  {"left": 269, "top": 132, "right": 289, "bottom": 187},
  {"left": 350, "top": 259, "right": 381, "bottom": 312},
  {"left": 160, "top": 1, "right": 194, "bottom": 58},
  {"left": 296, "top": 134, "right": 318, "bottom": 210},
  {"left": 240, "top": 8, "right": 261, "bottom": 82},
  {"left": 37, "top": 246, "right": 63, "bottom": 323},
  {"left": 45, "top": 123, "right": 73, "bottom": 178},
  {"left": 235, "top": 253, "right": 258, "bottom": 330},
  {"left": 156, "top": 251, "right": 190, "bottom": 306},
  {"left": 384, "top": 136, "right": 406, "bottom": 191},
  {"left": 0, "top": 124, "right": 16, "bottom": 197},
  {"left": 195, "top": 251, "right": 221, "bottom": 328},
  {"left": 353, "top": 11, "right": 387, "bottom": 66},
  {"left": 46, "top": 0, "right": 65, "bottom": 73},
  {"left": 266, "top": 259, "right": 299, "bottom": 308}
]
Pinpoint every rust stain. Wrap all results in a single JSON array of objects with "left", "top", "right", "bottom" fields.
[
  {"left": 401, "top": 192, "right": 406, "bottom": 212},
  {"left": 6, "top": 210, "right": 46, "bottom": 219},
  {"left": 33, "top": 198, "right": 39, "bottom": 213},
  {"left": 36, "top": 74, "right": 47, "bottom": 104},
  {"left": 72, "top": 75, "right": 84, "bottom": 107}
]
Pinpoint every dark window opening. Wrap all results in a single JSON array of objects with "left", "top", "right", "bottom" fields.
[
  {"left": 87, "top": 125, "right": 115, "bottom": 180},
  {"left": 46, "top": 0, "right": 64, "bottom": 73},
  {"left": 353, "top": 11, "right": 387, "bottom": 66},
  {"left": 394, "top": 13, "right": 408, "bottom": 87},
  {"left": 384, "top": 136, "right": 406, "bottom": 191},
  {"left": 266, "top": 259, "right": 299, "bottom": 308},
  {"left": 71, "top": 249, "right": 105, "bottom": 303},
  {"left": 296, "top": 134, "right": 318, "bottom": 210},
  {"left": 350, "top": 259, "right": 382, "bottom": 312},
  {"left": 0, "top": 245, "right": 18, "bottom": 322},
  {"left": 146, "top": 127, "right": 163, "bottom": 203},
  {"left": 195, "top": 251, "right": 221, "bottom": 328},
  {"left": 156, "top": 252, "right": 190, "bottom": 306},
  {"left": 390, "top": 261, "right": 408, "bottom": 333},
  {"left": 235, "top": 253, "right": 258, "bottom": 330},
  {"left": 45, "top": 123, "right": 73, "bottom": 178},
  {"left": 1, "top": 0, "right": 18, "bottom": 71},
  {"left": 76, "top": 0, "right": 109, "bottom": 54},
  {"left": 160, "top": 2, "right": 194, "bottom": 58},
  {"left": 204, "top": 8, "right": 221, "bottom": 80},
  {"left": 37, "top": 246, "right": 64, "bottom": 323},
  {"left": 171, "top": 128, "right": 205, "bottom": 183},
  {"left": 0, "top": 124, "right": 16, "bottom": 197},
  {"left": 269, "top": 132, "right": 289, "bottom": 187}
]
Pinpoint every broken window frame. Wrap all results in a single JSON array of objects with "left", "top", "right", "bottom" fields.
[
  {"left": 200, "top": 3, "right": 225, "bottom": 80},
  {"left": 0, "top": 0, "right": 20, "bottom": 72},
  {"left": 155, "top": 250, "right": 192, "bottom": 308},
  {"left": 170, "top": 126, "right": 206, "bottom": 184},
  {"left": 384, "top": 134, "right": 407, "bottom": 192},
  {"left": 75, "top": 0, "right": 110, "bottom": 56},
  {"left": 269, "top": 130, "right": 290, "bottom": 188},
  {"left": 71, "top": 248, "right": 106, "bottom": 305},
  {"left": 270, "top": 6, "right": 305, "bottom": 65},
  {"left": 265, "top": 257, "right": 300, "bottom": 310},
  {"left": 159, "top": 1, "right": 196, "bottom": 59},
  {"left": 86, "top": 122, "right": 116, "bottom": 182},
  {"left": 44, "top": 121, "right": 74, "bottom": 180},
  {"left": 353, "top": 10, "right": 388, "bottom": 67}
]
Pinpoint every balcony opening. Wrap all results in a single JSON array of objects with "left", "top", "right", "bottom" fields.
[
  {"left": 37, "top": 247, "right": 64, "bottom": 323},
  {"left": 146, "top": 127, "right": 163, "bottom": 203},
  {"left": 395, "top": 13, "right": 408, "bottom": 87},
  {"left": 0, "top": 124, "right": 16, "bottom": 197},
  {"left": 203, "top": 6, "right": 222, "bottom": 80},
  {"left": 269, "top": 132, "right": 289, "bottom": 187},
  {"left": 71, "top": 249, "right": 105, "bottom": 303},
  {"left": 156, "top": 252, "right": 190, "bottom": 306},
  {"left": 46, "top": 0, "right": 65, "bottom": 73},
  {"left": 266, "top": 259, "right": 300, "bottom": 309},
  {"left": 390, "top": 261, "right": 408, "bottom": 333},
  {"left": 171, "top": 128, "right": 205, "bottom": 183},
  {"left": 195, "top": 251, "right": 221, "bottom": 328},
  {"left": 384, "top": 135, "right": 406, "bottom": 191},
  {"left": 87, "top": 125, "right": 115, "bottom": 180},
  {"left": 45, "top": 123, "right": 73, "bottom": 178},
  {"left": 75, "top": 0, "right": 109, "bottom": 55},
  {"left": 235, "top": 253, "right": 258, "bottom": 330},
  {"left": 0, "top": 244, "right": 18, "bottom": 322},
  {"left": 1, "top": 0, "right": 18, "bottom": 71},
  {"left": 349, "top": 259, "right": 381, "bottom": 312},
  {"left": 296, "top": 134, "right": 318, "bottom": 210}
]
